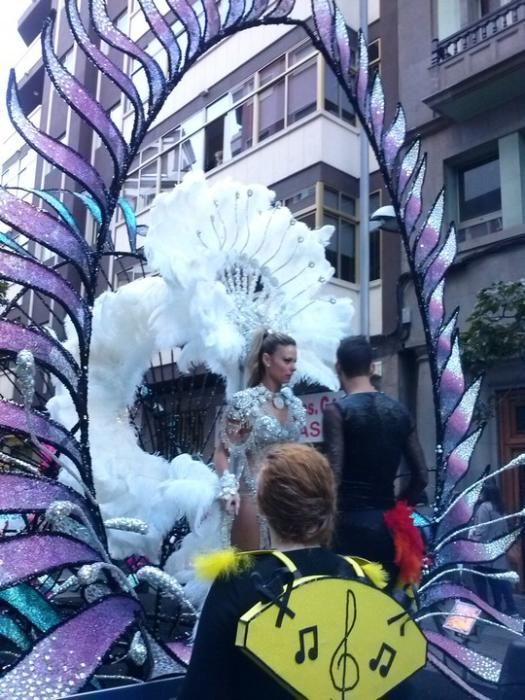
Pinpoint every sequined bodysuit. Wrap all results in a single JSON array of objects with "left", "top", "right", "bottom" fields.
[{"left": 221, "top": 385, "right": 306, "bottom": 495}]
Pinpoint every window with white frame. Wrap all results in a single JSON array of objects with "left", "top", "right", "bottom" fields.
[
  {"left": 456, "top": 153, "right": 502, "bottom": 242},
  {"left": 436, "top": 0, "right": 513, "bottom": 39}
]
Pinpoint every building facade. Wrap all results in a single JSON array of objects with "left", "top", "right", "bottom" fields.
[{"left": 388, "top": 0, "right": 525, "bottom": 523}]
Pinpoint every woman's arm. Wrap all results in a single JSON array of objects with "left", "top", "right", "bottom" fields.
[{"left": 322, "top": 402, "right": 345, "bottom": 486}]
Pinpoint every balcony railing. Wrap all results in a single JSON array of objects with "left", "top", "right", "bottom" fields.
[{"left": 432, "top": 0, "right": 525, "bottom": 65}]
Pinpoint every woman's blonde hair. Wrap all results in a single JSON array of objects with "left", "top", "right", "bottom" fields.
[
  {"left": 244, "top": 330, "right": 296, "bottom": 388},
  {"left": 257, "top": 443, "right": 336, "bottom": 547}
]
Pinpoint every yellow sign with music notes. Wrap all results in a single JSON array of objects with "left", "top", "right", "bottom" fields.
[{"left": 235, "top": 576, "right": 427, "bottom": 699}]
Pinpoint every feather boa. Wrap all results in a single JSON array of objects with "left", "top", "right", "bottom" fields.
[{"left": 384, "top": 501, "right": 425, "bottom": 585}]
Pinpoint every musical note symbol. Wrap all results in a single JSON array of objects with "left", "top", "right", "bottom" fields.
[
  {"left": 329, "top": 590, "right": 359, "bottom": 694},
  {"left": 369, "top": 642, "right": 397, "bottom": 678},
  {"left": 295, "top": 626, "right": 319, "bottom": 664}
]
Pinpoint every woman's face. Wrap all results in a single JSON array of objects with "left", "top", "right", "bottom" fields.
[{"left": 263, "top": 343, "right": 297, "bottom": 386}]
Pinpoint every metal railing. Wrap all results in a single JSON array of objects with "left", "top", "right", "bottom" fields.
[{"left": 432, "top": 0, "right": 525, "bottom": 65}]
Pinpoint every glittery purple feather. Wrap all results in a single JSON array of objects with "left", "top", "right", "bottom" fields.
[
  {"left": 383, "top": 105, "right": 406, "bottom": 172},
  {"left": 398, "top": 139, "right": 420, "bottom": 195},
  {"left": 201, "top": 0, "right": 222, "bottom": 40},
  {"left": 0, "top": 533, "right": 99, "bottom": 589},
  {"left": 245, "top": 0, "right": 268, "bottom": 21},
  {"left": 66, "top": 0, "right": 145, "bottom": 138},
  {"left": 0, "top": 400, "right": 82, "bottom": 471},
  {"left": 0, "top": 188, "right": 91, "bottom": 281},
  {"left": 137, "top": 0, "right": 182, "bottom": 78},
  {"left": 0, "top": 595, "right": 141, "bottom": 700},
  {"left": 370, "top": 73, "right": 385, "bottom": 145},
  {"left": 439, "top": 336, "right": 464, "bottom": 419},
  {"left": 425, "top": 632, "right": 501, "bottom": 683},
  {"left": 436, "top": 527, "right": 521, "bottom": 567},
  {"left": 0, "top": 320, "right": 79, "bottom": 393},
  {"left": 267, "top": 0, "right": 295, "bottom": 18},
  {"left": 421, "top": 584, "right": 523, "bottom": 635},
  {"left": 223, "top": 0, "right": 246, "bottom": 28},
  {"left": 7, "top": 73, "right": 108, "bottom": 212},
  {"left": 414, "top": 190, "right": 444, "bottom": 270},
  {"left": 166, "top": 0, "right": 202, "bottom": 58},
  {"left": 423, "top": 225, "right": 456, "bottom": 300},
  {"left": 403, "top": 155, "right": 426, "bottom": 234},
  {"left": 436, "top": 481, "right": 482, "bottom": 538},
  {"left": 443, "top": 378, "right": 481, "bottom": 456},
  {"left": 427, "top": 279, "right": 444, "bottom": 339},
  {"left": 90, "top": 0, "right": 165, "bottom": 107},
  {"left": 0, "top": 250, "right": 88, "bottom": 336},
  {"left": 442, "top": 429, "right": 483, "bottom": 499},
  {"left": 43, "top": 15, "right": 128, "bottom": 178},
  {"left": 334, "top": 7, "right": 351, "bottom": 80},
  {"left": 436, "top": 310, "right": 459, "bottom": 372},
  {"left": 0, "top": 472, "right": 86, "bottom": 515}
]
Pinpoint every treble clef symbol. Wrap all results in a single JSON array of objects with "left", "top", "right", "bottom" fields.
[{"left": 329, "top": 589, "right": 360, "bottom": 696}]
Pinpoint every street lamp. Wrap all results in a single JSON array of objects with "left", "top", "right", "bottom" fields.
[{"left": 369, "top": 205, "right": 399, "bottom": 233}]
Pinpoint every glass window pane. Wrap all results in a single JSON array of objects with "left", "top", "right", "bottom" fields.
[
  {"left": 324, "top": 62, "right": 340, "bottom": 116},
  {"left": 458, "top": 156, "right": 501, "bottom": 221},
  {"left": 162, "top": 126, "right": 182, "bottom": 149},
  {"left": 138, "top": 160, "right": 158, "bottom": 210},
  {"left": 160, "top": 147, "right": 181, "bottom": 191},
  {"left": 204, "top": 116, "right": 225, "bottom": 171},
  {"left": 285, "top": 186, "right": 316, "bottom": 212},
  {"left": 324, "top": 187, "right": 339, "bottom": 210},
  {"left": 260, "top": 56, "right": 286, "bottom": 86},
  {"left": 122, "top": 172, "right": 139, "bottom": 212},
  {"left": 289, "top": 42, "right": 315, "bottom": 66},
  {"left": 339, "top": 219, "right": 355, "bottom": 282},
  {"left": 258, "top": 79, "right": 285, "bottom": 141},
  {"left": 227, "top": 98, "right": 254, "bottom": 158},
  {"left": 370, "top": 230, "right": 381, "bottom": 281},
  {"left": 232, "top": 78, "right": 255, "bottom": 102},
  {"left": 340, "top": 88, "right": 355, "bottom": 124},
  {"left": 287, "top": 59, "right": 317, "bottom": 124},
  {"left": 341, "top": 194, "right": 356, "bottom": 216},
  {"left": 180, "top": 129, "right": 204, "bottom": 175}
]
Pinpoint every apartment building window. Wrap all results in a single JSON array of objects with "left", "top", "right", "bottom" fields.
[
  {"left": 369, "top": 191, "right": 381, "bottom": 281},
  {"left": 457, "top": 154, "right": 502, "bottom": 242},
  {"left": 436, "top": 0, "right": 512, "bottom": 39},
  {"left": 323, "top": 187, "right": 357, "bottom": 283},
  {"left": 324, "top": 63, "right": 355, "bottom": 124}
]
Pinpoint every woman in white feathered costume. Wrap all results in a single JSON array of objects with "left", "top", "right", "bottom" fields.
[{"left": 48, "top": 171, "right": 354, "bottom": 590}]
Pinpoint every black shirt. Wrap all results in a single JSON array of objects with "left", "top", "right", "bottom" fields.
[
  {"left": 178, "top": 548, "right": 355, "bottom": 700},
  {"left": 323, "top": 392, "right": 427, "bottom": 511}
]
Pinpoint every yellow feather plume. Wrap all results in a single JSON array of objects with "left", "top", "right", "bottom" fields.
[
  {"left": 193, "top": 548, "right": 254, "bottom": 581},
  {"left": 361, "top": 561, "right": 389, "bottom": 590}
]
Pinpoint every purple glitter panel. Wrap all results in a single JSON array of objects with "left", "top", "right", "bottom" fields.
[
  {"left": 0, "top": 250, "right": 87, "bottom": 335},
  {"left": 165, "top": 0, "right": 202, "bottom": 58},
  {"left": 427, "top": 279, "right": 444, "bottom": 339},
  {"left": 443, "top": 379, "right": 481, "bottom": 456},
  {"left": 439, "top": 336, "right": 464, "bottom": 419},
  {"left": 137, "top": 0, "right": 181, "bottom": 77},
  {"left": 442, "top": 429, "right": 483, "bottom": 499},
  {"left": 436, "top": 481, "right": 483, "bottom": 538},
  {"left": 436, "top": 527, "right": 521, "bottom": 568},
  {"left": 245, "top": 0, "right": 268, "bottom": 21},
  {"left": 414, "top": 190, "right": 444, "bottom": 270},
  {"left": 0, "top": 472, "right": 86, "bottom": 515},
  {"left": 66, "top": 0, "right": 145, "bottom": 136},
  {"left": 7, "top": 74, "right": 107, "bottom": 211},
  {"left": 44, "top": 19, "right": 128, "bottom": 177},
  {"left": 312, "top": 0, "right": 334, "bottom": 56},
  {"left": 0, "top": 400, "right": 82, "bottom": 471},
  {"left": 0, "top": 533, "right": 99, "bottom": 589},
  {"left": 0, "top": 188, "right": 90, "bottom": 279},
  {"left": 201, "top": 0, "right": 222, "bottom": 40},
  {"left": 423, "top": 224, "right": 456, "bottom": 300},
  {"left": 426, "top": 631, "right": 501, "bottom": 683},
  {"left": 403, "top": 156, "right": 426, "bottom": 234},
  {"left": 268, "top": 0, "right": 295, "bottom": 19},
  {"left": 223, "top": 0, "right": 246, "bottom": 28},
  {"left": 436, "top": 310, "right": 459, "bottom": 372},
  {"left": 421, "top": 583, "right": 523, "bottom": 635},
  {"left": 356, "top": 31, "right": 368, "bottom": 113},
  {"left": 0, "top": 595, "right": 141, "bottom": 700},
  {"left": 398, "top": 139, "right": 420, "bottom": 195},
  {"left": 0, "top": 320, "right": 79, "bottom": 393},
  {"left": 334, "top": 7, "right": 351, "bottom": 80},
  {"left": 370, "top": 73, "right": 385, "bottom": 145},
  {"left": 383, "top": 105, "right": 406, "bottom": 172},
  {"left": 91, "top": 0, "right": 165, "bottom": 106}
]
